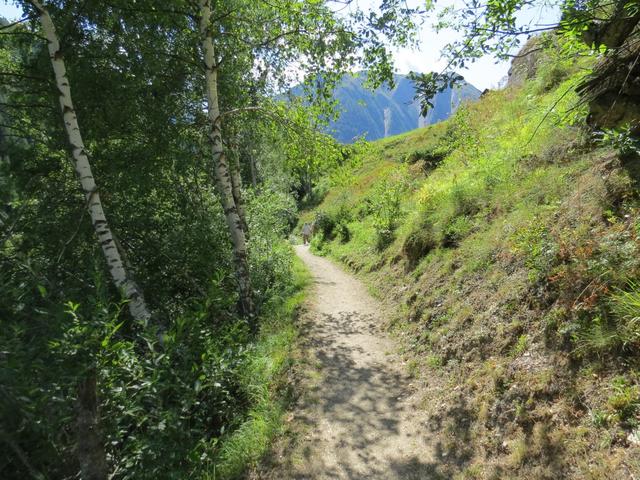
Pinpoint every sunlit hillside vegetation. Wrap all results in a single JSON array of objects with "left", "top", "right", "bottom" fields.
[{"left": 304, "top": 39, "right": 640, "bottom": 478}]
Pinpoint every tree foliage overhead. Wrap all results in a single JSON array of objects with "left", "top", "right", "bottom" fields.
[{"left": 412, "top": 0, "right": 640, "bottom": 118}]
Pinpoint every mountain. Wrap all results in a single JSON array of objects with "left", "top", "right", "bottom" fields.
[{"left": 326, "top": 73, "right": 481, "bottom": 143}]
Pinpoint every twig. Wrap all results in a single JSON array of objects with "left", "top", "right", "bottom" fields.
[
  {"left": 526, "top": 84, "right": 576, "bottom": 146},
  {"left": 0, "top": 429, "right": 47, "bottom": 480},
  {"left": 55, "top": 188, "right": 98, "bottom": 264}
]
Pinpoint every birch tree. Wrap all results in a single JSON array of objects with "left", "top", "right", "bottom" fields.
[
  {"left": 192, "top": 0, "right": 420, "bottom": 320},
  {"left": 198, "top": 0, "right": 254, "bottom": 318},
  {"left": 27, "top": 0, "right": 151, "bottom": 326}
]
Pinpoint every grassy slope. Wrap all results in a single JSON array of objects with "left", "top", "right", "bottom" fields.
[{"left": 306, "top": 47, "right": 640, "bottom": 479}]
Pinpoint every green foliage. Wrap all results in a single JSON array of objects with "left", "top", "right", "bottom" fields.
[
  {"left": 1, "top": 0, "right": 346, "bottom": 475},
  {"left": 247, "top": 189, "right": 298, "bottom": 304},
  {"left": 594, "top": 124, "right": 640, "bottom": 157},
  {"left": 313, "top": 204, "right": 352, "bottom": 243},
  {"left": 408, "top": 71, "right": 464, "bottom": 116},
  {"left": 207, "top": 258, "right": 310, "bottom": 479},
  {"left": 297, "top": 22, "right": 640, "bottom": 479},
  {"left": 369, "top": 168, "right": 408, "bottom": 250},
  {"left": 511, "top": 220, "right": 556, "bottom": 281},
  {"left": 574, "top": 282, "right": 640, "bottom": 356},
  {"left": 444, "top": 105, "right": 481, "bottom": 161},
  {"left": 313, "top": 210, "right": 337, "bottom": 240},
  {"left": 404, "top": 142, "right": 451, "bottom": 169},
  {"left": 607, "top": 376, "right": 640, "bottom": 425},
  {"left": 512, "top": 334, "right": 529, "bottom": 356},
  {"left": 609, "top": 282, "right": 640, "bottom": 341},
  {"left": 442, "top": 215, "right": 475, "bottom": 248},
  {"left": 402, "top": 220, "right": 437, "bottom": 268}
]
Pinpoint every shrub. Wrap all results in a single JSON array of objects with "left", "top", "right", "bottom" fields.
[
  {"left": 511, "top": 220, "right": 556, "bottom": 281},
  {"left": 607, "top": 376, "right": 640, "bottom": 425},
  {"left": 247, "top": 190, "right": 297, "bottom": 304},
  {"left": 449, "top": 182, "right": 483, "bottom": 217},
  {"left": 369, "top": 170, "right": 408, "bottom": 250},
  {"left": 440, "top": 215, "right": 474, "bottom": 248},
  {"left": 594, "top": 124, "right": 640, "bottom": 157},
  {"left": 404, "top": 143, "right": 451, "bottom": 170},
  {"left": 314, "top": 210, "right": 337, "bottom": 240},
  {"left": 608, "top": 283, "right": 640, "bottom": 346},
  {"left": 310, "top": 233, "right": 328, "bottom": 255},
  {"left": 532, "top": 49, "right": 574, "bottom": 93},
  {"left": 512, "top": 334, "right": 529, "bottom": 356},
  {"left": 402, "top": 222, "right": 437, "bottom": 269},
  {"left": 443, "top": 105, "right": 481, "bottom": 161},
  {"left": 336, "top": 222, "right": 351, "bottom": 243},
  {"left": 314, "top": 204, "right": 352, "bottom": 242}
]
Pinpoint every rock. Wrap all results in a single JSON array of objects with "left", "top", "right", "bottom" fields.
[
  {"left": 577, "top": 27, "right": 640, "bottom": 132},
  {"left": 507, "top": 36, "right": 545, "bottom": 87},
  {"left": 628, "top": 428, "right": 640, "bottom": 446}
]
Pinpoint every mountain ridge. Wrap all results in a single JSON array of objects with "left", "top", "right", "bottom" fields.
[{"left": 325, "top": 72, "right": 481, "bottom": 143}]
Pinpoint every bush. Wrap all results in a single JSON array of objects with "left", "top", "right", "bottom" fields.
[
  {"left": 336, "top": 222, "right": 351, "bottom": 243},
  {"left": 314, "top": 204, "right": 352, "bottom": 242},
  {"left": 314, "top": 210, "right": 337, "bottom": 240},
  {"left": 607, "top": 376, "right": 640, "bottom": 425},
  {"left": 369, "top": 170, "right": 408, "bottom": 250},
  {"left": 402, "top": 222, "right": 437, "bottom": 269},
  {"left": 574, "top": 281, "right": 640, "bottom": 356},
  {"left": 247, "top": 189, "right": 298, "bottom": 305},
  {"left": 404, "top": 143, "right": 451, "bottom": 170},
  {"left": 594, "top": 124, "right": 640, "bottom": 157},
  {"left": 440, "top": 215, "right": 474, "bottom": 248}
]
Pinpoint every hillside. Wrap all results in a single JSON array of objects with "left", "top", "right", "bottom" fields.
[
  {"left": 298, "top": 73, "right": 481, "bottom": 143},
  {"left": 301, "top": 43, "right": 640, "bottom": 478}
]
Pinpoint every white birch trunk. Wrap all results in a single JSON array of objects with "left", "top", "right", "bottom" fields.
[
  {"left": 229, "top": 149, "right": 248, "bottom": 236},
  {"left": 198, "top": 0, "right": 254, "bottom": 318},
  {"left": 29, "top": 0, "right": 151, "bottom": 325}
]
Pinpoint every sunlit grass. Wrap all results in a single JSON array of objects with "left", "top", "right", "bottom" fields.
[{"left": 205, "top": 256, "right": 311, "bottom": 479}]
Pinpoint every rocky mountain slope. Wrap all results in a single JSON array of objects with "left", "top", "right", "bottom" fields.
[
  {"left": 296, "top": 73, "right": 481, "bottom": 143},
  {"left": 328, "top": 73, "right": 480, "bottom": 143}
]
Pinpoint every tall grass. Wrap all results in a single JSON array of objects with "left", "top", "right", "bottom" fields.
[
  {"left": 575, "top": 282, "right": 640, "bottom": 356},
  {"left": 205, "top": 257, "right": 311, "bottom": 479}
]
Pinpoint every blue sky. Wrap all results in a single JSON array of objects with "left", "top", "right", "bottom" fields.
[{"left": 1, "top": 0, "right": 560, "bottom": 90}]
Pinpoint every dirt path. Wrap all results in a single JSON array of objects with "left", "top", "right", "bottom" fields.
[{"left": 271, "top": 245, "right": 438, "bottom": 479}]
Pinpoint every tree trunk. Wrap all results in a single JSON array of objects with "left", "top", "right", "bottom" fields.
[
  {"left": 198, "top": 0, "right": 254, "bottom": 318},
  {"left": 29, "top": 0, "right": 151, "bottom": 325},
  {"left": 76, "top": 371, "right": 108, "bottom": 480},
  {"left": 249, "top": 154, "right": 258, "bottom": 188},
  {"left": 229, "top": 149, "right": 248, "bottom": 236}
]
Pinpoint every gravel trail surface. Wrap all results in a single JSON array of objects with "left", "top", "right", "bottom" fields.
[{"left": 277, "top": 245, "right": 435, "bottom": 479}]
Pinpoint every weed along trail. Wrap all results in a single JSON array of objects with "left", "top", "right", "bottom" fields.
[{"left": 277, "top": 245, "right": 436, "bottom": 479}]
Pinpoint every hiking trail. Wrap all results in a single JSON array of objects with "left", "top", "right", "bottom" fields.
[{"left": 262, "top": 245, "right": 438, "bottom": 479}]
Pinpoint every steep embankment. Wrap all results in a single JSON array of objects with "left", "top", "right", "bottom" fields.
[{"left": 302, "top": 43, "right": 640, "bottom": 479}]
